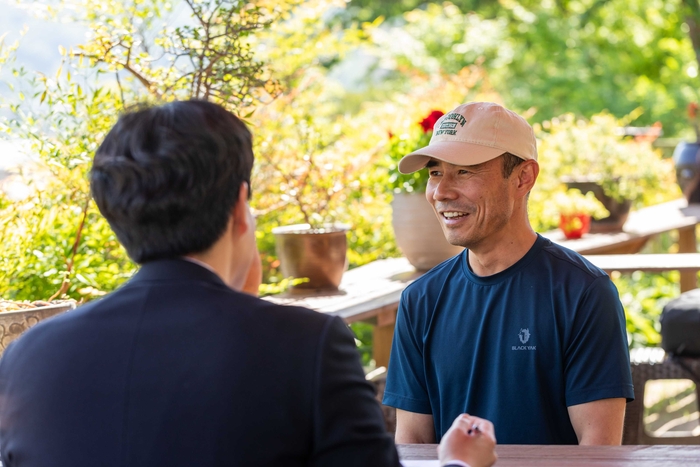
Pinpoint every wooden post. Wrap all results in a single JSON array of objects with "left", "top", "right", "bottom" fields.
[
  {"left": 678, "top": 226, "right": 698, "bottom": 292},
  {"left": 373, "top": 307, "right": 397, "bottom": 369}
]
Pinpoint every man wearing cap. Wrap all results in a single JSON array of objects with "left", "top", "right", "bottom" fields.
[{"left": 382, "top": 102, "right": 633, "bottom": 445}]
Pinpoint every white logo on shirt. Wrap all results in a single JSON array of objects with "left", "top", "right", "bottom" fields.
[
  {"left": 518, "top": 328, "right": 530, "bottom": 344},
  {"left": 512, "top": 328, "right": 536, "bottom": 351}
]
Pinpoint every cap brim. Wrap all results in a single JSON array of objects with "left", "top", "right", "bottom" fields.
[{"left": 398, "top": 141, "right": 507, "bottom": 174}]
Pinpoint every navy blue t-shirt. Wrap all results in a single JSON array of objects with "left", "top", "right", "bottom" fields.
[{"left": 383, "top": 234, "right": 634, "bottom": 444}]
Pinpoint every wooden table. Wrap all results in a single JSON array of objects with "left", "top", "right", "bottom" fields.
[
  {"left": 583, "top": 253, "right": 700, "bottom": 292},
  {"left": 544, "top": 198, "right": 700, "bottom": 291},
  {"left": 264, "top": 257, "right": 419, "bottom": 367},
  {"left": 543, "top": 198, "right": 700, "bottom": 255},
  {"left": 265, "top": 199, "right": 700, "bottom": 367},
  {"left": 398, "top": 444, "right": 700, "bottom": 466}
]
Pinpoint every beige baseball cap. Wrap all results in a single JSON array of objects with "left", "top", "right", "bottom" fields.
[{"left": 398, "top": 102, "right": 538, "bottom": 174}]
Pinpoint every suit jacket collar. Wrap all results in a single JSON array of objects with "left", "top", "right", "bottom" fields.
[{"left": 129, "top": 258, "right": 230, "bottom": 290}]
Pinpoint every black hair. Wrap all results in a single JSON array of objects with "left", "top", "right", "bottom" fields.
[
  {"left": 90, "top": 100, "right": 254, "bottom": 264},
  {"left": 501, "top": 152, "right": 525, "bottom": 178}
]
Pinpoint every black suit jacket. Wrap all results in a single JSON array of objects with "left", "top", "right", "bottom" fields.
[{"left": 0, "top": 259, "right": 400, "bottom": 467}]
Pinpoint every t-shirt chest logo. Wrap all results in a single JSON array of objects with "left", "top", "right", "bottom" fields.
[{"left": 512, "top": 328, "right": 536, "bottom": 351}]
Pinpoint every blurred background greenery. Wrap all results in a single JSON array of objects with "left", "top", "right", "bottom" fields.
[{"left": 1, "top": 0, "right": 698, "bottom": 363}]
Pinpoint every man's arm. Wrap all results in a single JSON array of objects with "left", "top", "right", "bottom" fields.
[
  {"left": 395, "top": 409, "right": 436, "bottom": 443},
  {"left": 564, "top": 277, "right": 633, "bottom": 444},
  {"left": 567, "top": 398, "right": 626, "bottom": 445}
]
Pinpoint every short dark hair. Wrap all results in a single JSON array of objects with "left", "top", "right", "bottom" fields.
[
  {"left": 501, "top": 152, "right": 525, "bottom": 178},
  {"left": 90, "top": 100, "right": 254, "bottom": 263}
]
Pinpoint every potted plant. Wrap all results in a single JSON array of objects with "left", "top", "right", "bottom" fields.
[
  {"left": 384, "top": 110, "right": 464, "bottom": 270},
  {"left": 252, "top": 82, "right": 381, "bottom": 292},
  {"left": 537, "top": 112, "right": 676, "bottom": 233},
  {"left": 673, "top": 102, "right": 700, "bottom": 203},
  {"left": 0, "top": 299, "right": 77, "bottom": 353},
  {"left": 552, "top": 189, "right": 609, "bottom": 239},
  {"left": 254, "top": 106, "right": 352, "bottom": 292}
]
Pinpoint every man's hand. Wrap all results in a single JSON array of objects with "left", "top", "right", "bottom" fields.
[{"left": 438, "top": 414, "right": 497, "bottom": 467}]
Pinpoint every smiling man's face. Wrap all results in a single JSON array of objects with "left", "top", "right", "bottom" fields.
[{"left": 425, "top": 155, "right": 517, "bottom": 251}]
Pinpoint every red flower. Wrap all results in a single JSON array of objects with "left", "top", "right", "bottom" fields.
[
  {"left": 419, "top": 110, "right": 445, "bottom": 133},
  {"left": 689, "top": 102, "right": 699, "bottom": 119}
]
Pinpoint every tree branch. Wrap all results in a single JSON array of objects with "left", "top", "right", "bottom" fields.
[
  {"left": 48, "top": 196, "right": 91, "bottom": 302},
  {"left": 683, "top": 0, "right": 700, "bottom": 71}
]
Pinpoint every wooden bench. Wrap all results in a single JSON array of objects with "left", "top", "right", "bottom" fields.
[
  {"left": 584, "top": 254, "right": 700, "bottom": 292},
  {"left": 264, "top": 257, "right": 418, "bottom": 367}
]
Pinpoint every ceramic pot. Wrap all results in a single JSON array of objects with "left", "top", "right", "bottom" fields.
[
  {"left": 673, "top": 141, "right": 700, "bottom": 204},
  {"left": 559, "top": 213, "right": 591, "bottom": 239},
  {"left": 0, "top": 302, "right": 75, "bottom": 354},
  {"left": 564, "top": 178, "right": 632, "bottom": 233},
  {"left": 391, "top": 192, "right": 464, "bottom": 271},
  {"left": 272, "top": 223, "right": 349, "bottom": 291}
]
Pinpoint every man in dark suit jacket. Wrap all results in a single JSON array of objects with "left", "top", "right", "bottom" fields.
[{"left": 0, "top": 100, "right": 496, "bottom": 467}]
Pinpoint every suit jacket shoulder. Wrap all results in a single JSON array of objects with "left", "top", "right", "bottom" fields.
[{"left": 0, "top": 259, "right": 399, "bottom": 467}]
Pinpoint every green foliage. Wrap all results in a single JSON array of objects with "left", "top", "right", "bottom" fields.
[
  {"left": 551, "top": 188, "right": 609, "bottom": 218},
  {"left": 613, "top": 270, "right": 679, "bottom": 348},
  {"left": 0, "top": 0, "right": 693, "bottom": 355},
  {"left": 537, "top": 112, "right": 679, "bottom": 203},
  {"left": 0, "top": 0, "right": 306, "bottom": 300},
  {"left": 355, "top": 1, "right": 700, "bottom": 137},
  {"left": 349, "top": 321, "right": 374, "bottom": 367},
  {"left": 0, "top": 36, "right": 137, "bottom": 301},
  {"left": 252, "top": 86, "right": 381, "bottom": 228},
  {"left": 73, "top": 0, "right": 289, "bottom": 108},
  {"left": 0, "top": 193, "right": 134, "bottom": 301},
  {"left": 528, "top": 111, "right": 680, "bottom": 232},
  {"left": 614, "top": 231, "right": 692, "bottom": 349},
  {"left": 242, "top": 1, "right": 394, "bottom": 281},
  {"left": 257, "top": 277, "right": 309, "bottom": 297},
  {"left": 383, "top": 121, "right": 432, "bottom": 193},
  {"left": 1, "top": 0, "right": 395, "bottom": 296}
]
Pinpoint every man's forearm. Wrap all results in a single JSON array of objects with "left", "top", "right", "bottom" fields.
[
  {"left": 395, "top": 409, "right": 436, "bottom": 443},
  {"left": 568, "top": 398, "right": 626, "bottom": 445}
]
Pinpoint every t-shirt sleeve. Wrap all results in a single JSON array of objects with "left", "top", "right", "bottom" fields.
[
  {"left": 564, "top": 275, "right": 635, "bottom": 406},
  {"left": 382, "top": 293, "right": 432, "bottom": 414}
]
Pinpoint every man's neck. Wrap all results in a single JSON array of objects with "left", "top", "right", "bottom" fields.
[
  {"left": 184, "top": 229, "right": 249, "bottom": 291},
  {"left": 181, "top": 256, "right": 219, "bottom": 276},
  {"left": 467, "top": 229, "right": 538, "bottom": 277}
]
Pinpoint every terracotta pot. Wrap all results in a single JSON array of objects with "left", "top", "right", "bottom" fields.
[
  {"left": 564, "top": 178, "right": 632, "bottom": 233},
  {"left": 391, "top": 192, "right": 464, "bottom": 271},
  {"left": 559, "top": 213, "right": 591, "bottom": 239},
  {"left": 272, "top": 223, "right": 349, "bottom": 292},
  {"left": 0, "top": 302, "right": 75, "bottom": 354}
]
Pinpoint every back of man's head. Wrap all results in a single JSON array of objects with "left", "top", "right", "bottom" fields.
[{"left": 90, "top": 99, "right": 254, "bottom": 264}]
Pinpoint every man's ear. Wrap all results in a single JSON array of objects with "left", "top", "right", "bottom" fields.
[
  {"left": 232, "top": 182, "right": 251, "bottom": 235},
  {"left": 515, "top": 160, "right": 539, "bottom": 196}
]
